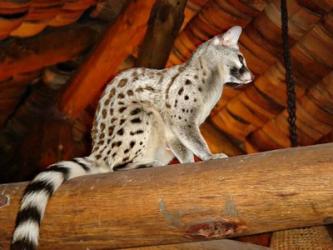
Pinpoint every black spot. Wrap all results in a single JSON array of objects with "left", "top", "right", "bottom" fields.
[
  {"left": 111, "top": 141, "right": 122, "bottom": 148},
  {"left": 112, "top": 152, "right": 117, "bottom": 158},
  {"left": 117, "top": 128, "right": 124, "bottom": 136},
  {"left": 127, "top": 90, "right": 134, "bottom": 96},
  {"left": 118, "top": 78, "right": 128, "bottom": 87},
  {"left": 123, "top": 156, "right": 130, "bottom": 162},
  {"left": 184, "top": 95, "right": 189, "bottom": 100},
  {"left": 118, "top": 93, "right": 125, "bottom": 99},
  {"left": 194, "top": 98, "right": 197, "bottom": 102},
  {"left": 130, "top": 141, "right": 136, "bottom": 148},
  {"left": 131, "top": 118, "right": 141, "bottom": 123},
  {"left": 119, "top": 107, "right": 127, "bottom": 113},
  {"left": 178, "top": 87, "right": 184, "bottom": 95},
  {"left": 185, "top": 79, "right": 192, "bottom": 85},
  {"left": 109, "top": 126, "right": 114, "bottom": 135},
  {"left": 124, "top": 149, "right": 130, "bottom": 154},
  {"left": 131, "top": 108, "right": 141, "bottom": 116},
  {"left": 182, "top": 109, "right": 185, "bottom": 112},
  {"left": 130, "top": 130, "right": 144, "bottom": 135},
  {"left": 118, "top": 101, "right": 125, "bottom": 105},
  {"left": 120, "top": 119, "right": 126, "bottom": 125},
  {"left": 178, "top": 116, "right": 182, "bottom": 120},
  {"left": 139, "top": 141, "right": 143, "bottom": 145}
]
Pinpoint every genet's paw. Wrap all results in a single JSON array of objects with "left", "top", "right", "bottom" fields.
[{"left": 210, "top": 153, "right": 228, "bottom": 159}]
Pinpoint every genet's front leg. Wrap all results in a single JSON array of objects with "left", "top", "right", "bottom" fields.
[
  {"left": 170, "top": 120, "right": 228, "bottom": 161},
  {"left": 167, "top": 137, "right": 194, "bottom": 163}
]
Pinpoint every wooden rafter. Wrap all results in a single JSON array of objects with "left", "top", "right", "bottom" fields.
[
  {"left": 1, "top": 143, "right": 333, "bottom": 249},
  {"left": 0, "top": 24, "right": 100, "bottom": 81},
  {"left": 59, "top": 0, "right": 155, "bottom": 118}
]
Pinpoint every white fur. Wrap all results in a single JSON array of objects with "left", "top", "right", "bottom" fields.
[
  {"left": 12, "top": 220, "right": 39, "bottom": 245},
  {"left": 21, "top": 191, "right": 49, "bottom": 217}
]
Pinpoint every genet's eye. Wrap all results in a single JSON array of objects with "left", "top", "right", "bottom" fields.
[{"left": 238, "top": 55, "right": 244, "bottom": 64}]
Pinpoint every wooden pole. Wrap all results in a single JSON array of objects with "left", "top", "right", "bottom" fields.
[
  {"left": 136, "top": 0, "right": 187, "bottom": 68},
  {"left": 1, "top": 143, "right": 333, "bottom": 249}
]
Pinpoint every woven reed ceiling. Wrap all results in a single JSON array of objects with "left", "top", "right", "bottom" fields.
[{"left": 0, "top": 0, "right": 333, "bottom": 172}]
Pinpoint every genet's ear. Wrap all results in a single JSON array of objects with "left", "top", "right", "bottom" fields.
[
  {"left": 221, "top": 26, "right": 242, "bottom": 46},
  {"left": 212, "top": 26, "right": 242, "bottom": 47}
]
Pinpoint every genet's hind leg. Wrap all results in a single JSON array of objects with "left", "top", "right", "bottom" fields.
[{"left": 118, "top": 110, "right": 176, "bottom": 170}]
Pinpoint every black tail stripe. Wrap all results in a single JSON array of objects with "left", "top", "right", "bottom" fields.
[
  {"left": 24, "top": 180, "right": 54, "bottom": 196},
  {"left": 43, "top": 165, "right": 70, "bottom": 180},
  {"left": 11, "top": 239, "right": 36, "bottom": 250},
  {"left": 15, "top": 206, "right": 41, "bottom": 226},
  {"left": 72, "top": 158, "right": 90, "bottom": 172}
]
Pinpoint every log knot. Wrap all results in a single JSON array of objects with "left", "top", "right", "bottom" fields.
[{"left": 185, "top": 218, "right": 247, "bottom": 240}]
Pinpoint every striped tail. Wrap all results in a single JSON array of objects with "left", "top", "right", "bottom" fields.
[{"left": 11, "top": 157, "right": 99, "bottom": 250}]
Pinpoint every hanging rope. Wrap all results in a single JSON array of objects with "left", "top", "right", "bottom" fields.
[{"left": 280, "top": 0, "right": 298, "bottom": 147}]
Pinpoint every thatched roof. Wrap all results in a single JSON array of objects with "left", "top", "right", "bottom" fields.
[{"left": 0, "top": 0, "right": 332, "bottom": 183}]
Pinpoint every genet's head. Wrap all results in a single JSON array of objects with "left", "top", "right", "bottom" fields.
[{"left": 208, "top": 26, "right": 254, "bottom": 86}]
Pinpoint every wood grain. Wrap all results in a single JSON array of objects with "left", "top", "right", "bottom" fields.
[{"left": 1, "top": 143, "right": 333, "bottom": 249}]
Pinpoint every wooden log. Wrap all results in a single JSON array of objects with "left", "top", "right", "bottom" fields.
[
  {"left": 59, "top": 0, "right": 155, "bottom": 118},
  {"left": 1, "top": 143, "right": 333, "bottom": 249},
  {"left": 136, "top": 0, "right": 187, "bottom": 68},
  {"left": 0, "top": 24, "right": 100, "bottom": 81}
]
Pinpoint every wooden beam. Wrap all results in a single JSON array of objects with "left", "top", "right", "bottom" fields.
[
  {"left": 1, "top": 143, "right": 333, "bottom": 249},
  {"left": 59, "top": 0, "right": 155, "bottom": 118},
  {"left": 0, "top": 24, "right": 100, "bottom": 82},
  {"left": 136, "top": 0, "right": 187, "bottom": 68}
]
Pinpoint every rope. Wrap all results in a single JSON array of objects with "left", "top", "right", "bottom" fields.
[{"left": 280, "top": 0, "right": 298, "bottom": 147}]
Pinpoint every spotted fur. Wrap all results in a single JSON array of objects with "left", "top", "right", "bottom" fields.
[{"left": 11, "top": 26, "right": 253, "bottom": 250}]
